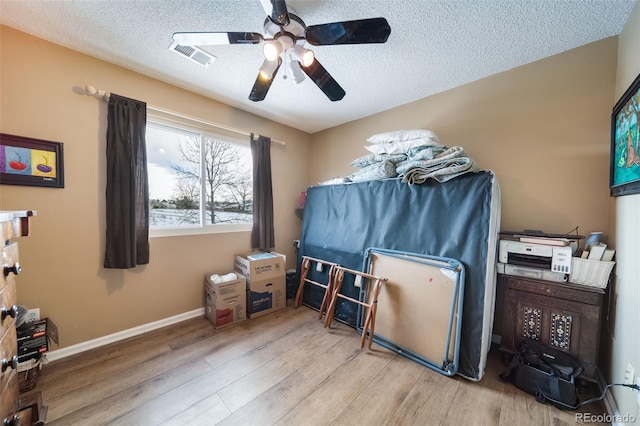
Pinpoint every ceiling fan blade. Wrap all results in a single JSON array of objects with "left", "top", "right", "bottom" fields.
[
  {"left": 305, "top": 17, "right": 391, "bottom": 45},
  {"left": 259, "top": 0, "right": 290, "bottom": 26},
  {"left": 249, "top": 58, "right": 282, "bottom": 102},
  {"left": 172, "top": 32, "right": 263, "bottom": 46},
  {"left": 300, "top": 59, "right": 345, "bottom": 101}
]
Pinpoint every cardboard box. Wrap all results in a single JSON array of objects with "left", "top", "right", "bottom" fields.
[
  {"left": 204, "top": 273, "right": 246, "bottom": 329},
  {"left": 234, "top": 252, "right": 286, "bottom": 281},
  {"left": 234, "top": 252, "right": 286, "bottom": 319},
  {"left": 16, "top": 318, "right": 58, "bottom": 363},
  {"left": 245, "top": 276, "right": 286, "bottom": 319}
]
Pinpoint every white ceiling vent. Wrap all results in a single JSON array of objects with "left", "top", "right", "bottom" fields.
[{"left": 169, "top": 41, "right": 215, "bottom": 67}]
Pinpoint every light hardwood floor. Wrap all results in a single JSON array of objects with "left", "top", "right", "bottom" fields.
[{"left": 23, "top": 304, "right": 607, "bottom": 425}]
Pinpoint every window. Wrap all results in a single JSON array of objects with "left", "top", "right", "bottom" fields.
[{"left": 146, "top": 112, "right": 252, "bottom": 237}]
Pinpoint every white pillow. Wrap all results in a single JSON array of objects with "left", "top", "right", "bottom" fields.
[
  {"left": 367, "top": 129, "right": 439, "bottom": 144},
  {"left": 364, "top": 138, "right": 441, "bottom": 155}
]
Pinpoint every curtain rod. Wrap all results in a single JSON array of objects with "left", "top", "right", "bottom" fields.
[{"left": 84, "top": 85, "right": 286, "bottom": 146}]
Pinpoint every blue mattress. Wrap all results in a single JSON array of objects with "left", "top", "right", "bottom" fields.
[{"left": 297, "top": 171, "right": 501, "bottom": 380}]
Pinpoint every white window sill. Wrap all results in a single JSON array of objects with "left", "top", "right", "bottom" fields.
[{"left": 150, "top": 223, "right": 251, "bottom": 238}]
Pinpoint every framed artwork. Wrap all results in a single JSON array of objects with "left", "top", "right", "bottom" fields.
[
  {"left": 0, "top": 133, "right": 65, "bottom": 188},
  {"left": 610, "top": 73, "right": 640, "bottom": 197}
]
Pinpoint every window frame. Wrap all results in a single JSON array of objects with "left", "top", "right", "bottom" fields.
[{"left": 146, "top": 110, "right": 253, "bottom": 238}]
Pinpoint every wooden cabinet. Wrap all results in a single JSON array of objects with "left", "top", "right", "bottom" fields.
[
  {"left": 496, "top": 274, "right": 605, "bottom": 378},
  {"left": 1, "top": 211, "right": 34, "bottom": 426}
]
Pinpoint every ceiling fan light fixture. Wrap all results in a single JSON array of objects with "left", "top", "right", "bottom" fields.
[
  {"left": 287, "top": 59, "right": 305, "bottom": 84},
  {"left": 258, "top": 59, "right": 279, "bottom": 80},
  {"left": 293, "top": 45, "right": 314, "bottom": 67},
  {"left": 262, "top": 40, "right": 281, "bottom": 61}
]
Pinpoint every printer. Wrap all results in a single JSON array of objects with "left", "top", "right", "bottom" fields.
[{"left": 498, "top": 240, "right": 573, "bottom": 274}]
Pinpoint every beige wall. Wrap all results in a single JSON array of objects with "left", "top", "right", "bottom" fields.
[
  {"left": 0, "top": 26, "right": 311, "bottom": 347},
  {"left": 609, "top": 1, "right": 640, "bottom": 418},
  {"left": 310, "top": 38, "right": 618, "bottom": 236}
]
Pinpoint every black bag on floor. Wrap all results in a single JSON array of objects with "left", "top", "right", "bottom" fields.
[{"left": 499, "top": 339, "right": 583, "bottom": 410}]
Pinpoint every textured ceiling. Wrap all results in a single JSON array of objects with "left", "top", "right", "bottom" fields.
[{"left": 0, "top": 0, "right": 636, "bottom": 133}]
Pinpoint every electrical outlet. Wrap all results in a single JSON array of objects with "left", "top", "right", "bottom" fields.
[
  {"left": 625, "top": 362, "right": 635, "bottom": 385},
  {"left": 25, "top": 308, "right": 40, "bottom": 323}
]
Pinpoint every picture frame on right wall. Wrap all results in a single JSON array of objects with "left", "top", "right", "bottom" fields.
[{"left": 610, "top": 73, "right": 640, "bottom": 197}]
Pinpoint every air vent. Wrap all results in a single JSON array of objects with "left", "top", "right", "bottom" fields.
[{"left": 169, "top": 41, "right": 215, "bottom": 67}]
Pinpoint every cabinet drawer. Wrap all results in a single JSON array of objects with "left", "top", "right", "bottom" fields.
[
  {"left": 504, "top": 276, "right": 603, "bottom": 305},
  {"left": 1, "top": 216, "right": 26, "bottom": 243},
  {"left": 0, "top": 281, "right": 18, "bottom": 341},
  {"left": 0, "top": 326, "right": 18, "bottom": 393},
  {"left": 0, "top": 326, "right": 18, "bottom": 395},
  {"left": 1, "top": 219, "right": 16, "bottom": 243},
  {"left": 0, "top": 371, "right": 19, "bottom": 426},
  {"left": 1, "top": 242, "right": 20, "bottom": 294}
]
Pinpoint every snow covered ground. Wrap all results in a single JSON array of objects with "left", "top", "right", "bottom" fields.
[{"left": 150, "top": 209, "right": 251, "bottom": 226}]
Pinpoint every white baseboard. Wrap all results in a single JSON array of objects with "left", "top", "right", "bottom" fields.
[
  {"left": 604, "top": 390, "right": 622, "bottom": 426},
  {"left": 44, "top": 308, "right": 205, "bottom": 362}
]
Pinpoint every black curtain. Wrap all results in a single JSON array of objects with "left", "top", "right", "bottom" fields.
[
  {"left": 250, "top": 133, "right": 275, "bottom": 251},
  {"left": 104, "top": 94, "right": 150, "bottom": 268}
]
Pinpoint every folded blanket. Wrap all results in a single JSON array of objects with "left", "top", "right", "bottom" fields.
[
  {"left": 349, "top": 161, "right": 397, "bottom": 183},
  {"left": 396, "top": 146, "right": 466, "bottom": 174},
  {"left": 397, "top": 146, "right": 479, "bottom": 184},
  {"left": 406, "top": 144, "right": 447, "bottom": 161},
  {"left": 350, "top": 153, "right": 407, "bottom": 168},
  {"left": 400, "top": 156, "right": 479, "bottom": 184}
]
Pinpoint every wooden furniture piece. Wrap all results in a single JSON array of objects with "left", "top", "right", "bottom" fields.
[
  {"left": 294, "top": 256, "right": 338, "bottom": 321},
  {"left": 1, "top": 210, "right": 37, "bottom": 426},
  {"left": 497, "top": 274, "right": 605, "bottom": 378},
  {"left": 324, "top": 266, "right": 387, "bottom": 349},
  {"left": 17, "top": 393, "right": 47, "bottom": 426}
]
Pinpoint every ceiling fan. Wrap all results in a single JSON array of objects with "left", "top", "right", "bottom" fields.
[{"left": 171, "top": 0, "right": 391, "bottom": 102}]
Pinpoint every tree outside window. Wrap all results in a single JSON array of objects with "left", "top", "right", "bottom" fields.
[{"left": 146, "top": 121, "right": 252, "bottom": 229}]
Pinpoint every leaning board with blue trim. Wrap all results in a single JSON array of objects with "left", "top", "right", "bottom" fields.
[
  {"left": 363, "top": 248, "right": 464, "bottom": 377},
  {"left": 297, "top": 171, "right": 501, "bottom": 380}
]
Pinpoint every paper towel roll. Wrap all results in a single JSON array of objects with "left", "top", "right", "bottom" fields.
[{"left": 213, "top": 272, "right": 237, "bottom": 283}]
